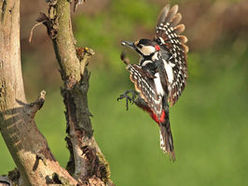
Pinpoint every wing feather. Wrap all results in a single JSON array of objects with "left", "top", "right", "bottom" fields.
[
  {"left": 155, "top": 4, "right": 188, "bottom": 106},
  {"left": 127, "top": 64, "right": 163, "bottom": 118}
]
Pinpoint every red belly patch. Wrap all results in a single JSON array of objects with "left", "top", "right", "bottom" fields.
[{"left": 151, "top": 110, "right": 165, "bottom": 124}]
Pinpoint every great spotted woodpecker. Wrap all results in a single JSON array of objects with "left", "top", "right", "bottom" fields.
[{"left": 118, "top": 4, "right": 188, "bottom": 161}]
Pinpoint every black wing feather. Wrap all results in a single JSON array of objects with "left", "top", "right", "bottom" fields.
[
  {"left": 155, "top": 4, "right": 188, "bottom": 106},
  {"left": 127, "top": 64, "right": 163, "bottom": 118}
]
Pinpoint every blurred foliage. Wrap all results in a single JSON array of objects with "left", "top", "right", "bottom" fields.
[{"left": 1, "top": 0, "right": 248, "bottom": 185}]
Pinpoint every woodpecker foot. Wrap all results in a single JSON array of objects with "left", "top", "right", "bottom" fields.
[{"left": 117, "top": 90, "right": 137, "bottom": 110}]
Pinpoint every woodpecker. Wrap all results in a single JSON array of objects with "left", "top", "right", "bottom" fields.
[{"left": 118, "top": 4, "right": 188, "bottom": 161}]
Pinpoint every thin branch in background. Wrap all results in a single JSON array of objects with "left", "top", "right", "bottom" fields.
[{"left": 28, "top": 22, "right": 43, "bottom": 43}]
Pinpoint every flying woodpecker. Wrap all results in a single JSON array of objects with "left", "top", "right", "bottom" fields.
[{"left": 118, "top": 4, "right": 188, "bottom": 161}]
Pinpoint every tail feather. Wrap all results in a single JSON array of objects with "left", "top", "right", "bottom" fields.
[{"left": 160, "top": 121, "right": 175, "bottom": 161}]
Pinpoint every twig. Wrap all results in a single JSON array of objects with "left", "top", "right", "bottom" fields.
[
  {"left": 120, "top": 51, "right": 130, "bottom": 65},
  {"left": 76, "top": 47, "right": 95, "bottom": 75},
  {"left": 29, "top": 90, "right": 46, "bottom": 119},
  {"left": 29, "top": 22, "right": 43, "bottom": 43},
  {"left": 73, "top": 0, "right": 87, "bottom": 12}
]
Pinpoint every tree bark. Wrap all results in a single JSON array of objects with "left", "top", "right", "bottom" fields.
[
  {"left": 0, "top": 0, "right": 78, "bottom": 185},
  {"left": 39, "top": 0, "right": 113, "bottom": 184},
  {"left": 0, "top": 0, "right": 113, "bottom": 185}
]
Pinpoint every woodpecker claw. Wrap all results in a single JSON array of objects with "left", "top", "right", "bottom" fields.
[{"left": 117, "top": 90, "right": 137, "bottom": 110}]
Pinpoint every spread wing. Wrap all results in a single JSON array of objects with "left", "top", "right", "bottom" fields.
[
  {"left": 154, "top": 4, "right": 188, "bottom": 106},
  {"left": 127, "top": 64, "right": 163, "bottom": 118}
]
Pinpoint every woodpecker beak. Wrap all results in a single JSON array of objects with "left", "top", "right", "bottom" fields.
[{"left": 121, "top": 41, "right": 135, "bottom": 50}]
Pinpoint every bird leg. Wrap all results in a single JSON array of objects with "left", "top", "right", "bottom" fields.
[{"left": 117, "top": 90, "right": 138, "bottom": 110}]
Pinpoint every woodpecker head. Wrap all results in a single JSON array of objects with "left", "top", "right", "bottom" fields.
[{"left": 121, "top": 39, "right": 160, "bottom": 58}]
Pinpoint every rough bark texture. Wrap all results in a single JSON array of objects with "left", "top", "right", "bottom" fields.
[
  {"left": 0, "top": 0, "right": 78, "bottom": 185},
  {"left": 39, "top": 0, "right": 113, "bottom": 184},
  {"left": 0, "top": 0, "right": 112, "bottom": 185}
]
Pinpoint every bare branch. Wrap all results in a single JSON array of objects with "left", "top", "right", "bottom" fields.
[
  {"left": 73, "top": 0, "right": 87, "bottom": 12},
  {"left": 41, "top": 0, "right": 114, "bottom": 184},
  {"left": 28, "top": 90, "right": 46, "bottom": 119},
  {"left": 76, "top": 47, "right": 95, "bottom": 76},
  {"left": 28, "top": 22, "right": 43, "bottom": 43},
  {"left": 0, "top": 0, "right": 78, "bottom": 185},
  {"left": 1, "top": 0, "right": 113, "bottom": 184}
]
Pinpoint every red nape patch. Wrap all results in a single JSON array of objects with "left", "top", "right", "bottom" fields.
[
  {"left": 155, "top": 45, "right": 160, "bottom": 51},
  {"left": 150, "top": 110, "right": 166, "bottom": 124}
]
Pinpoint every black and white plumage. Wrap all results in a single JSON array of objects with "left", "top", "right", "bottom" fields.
[
  {"left": 127, "top": 64, "right": 163, "bottom": 119},
  {"left": 155, "top": 4, "right": 188, "bottom": 105},
  {"left": 119, "top": 4, "right": 188, "bottom": 160}
]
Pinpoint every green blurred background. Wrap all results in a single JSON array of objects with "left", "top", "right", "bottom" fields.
[{"left": 1, "top": 0, "right": 248, "bottom": 185}]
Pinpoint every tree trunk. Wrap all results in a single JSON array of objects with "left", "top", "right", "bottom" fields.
[
  {"left": 0, "top": 0, "right": 113, "bottom": 185},
  {"left": 0, "top": 0, "right": 78, "bottom": 185}
]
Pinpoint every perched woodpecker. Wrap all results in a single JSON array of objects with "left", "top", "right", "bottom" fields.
[{"left": 118, "top": 4, "right": 188, "bottom": 161}]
